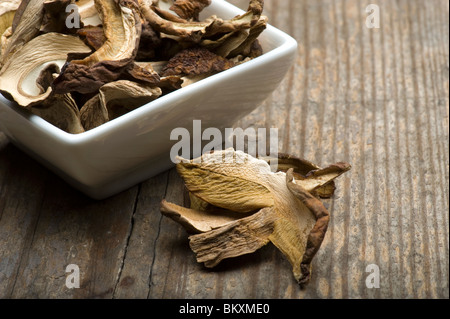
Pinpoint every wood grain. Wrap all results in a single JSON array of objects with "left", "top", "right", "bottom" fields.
[{"left": 0, "top": 0, "right": 448, "bottom": 299}]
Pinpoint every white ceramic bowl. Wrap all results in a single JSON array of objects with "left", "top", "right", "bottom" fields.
[{"left": 0, "top": 0, "right": 297, "bottom": 199}]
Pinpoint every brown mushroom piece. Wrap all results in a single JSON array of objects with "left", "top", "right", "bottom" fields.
[
  {"left": 170, "top": 0, "right": 211, "bottom": 21},
  {"left": 80, "top": 80, "right": 162, "bottom": 130},
  {"left": 30, "top": 93, "right": 85, "bottom": 134},
  {"left": 35, "top": 63, "right": 61, "bottom": 94},
  {"left": 135, "top": 21, "right": 162, "bottom": 61},
  {"left": 161, "top": 47, "right": 234, "bottom": 77},
  {"left": 160, "top": 149, "right": 351, "bottom": 286},
  {"left": 0, "top": 32, "right": 91, "bottom": 107},
  {"left": 227, "top": 15, "right": 267, "bottom": 58},
  {"left": 77, "top": 25, "right": 106, "bottom": 50},
  {"left": 52, "top": 0, "right": 156, "bottom": 94}
]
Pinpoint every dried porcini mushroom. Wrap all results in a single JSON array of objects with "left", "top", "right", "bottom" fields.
[
  {"left": 0, "top": 0, "right": 19, "bottom": 38},
  {"left": 0, "top": 1, "right": 20, "bottom": 60},
  {"left": 30, "top": 93, "right": 85, "bottom": 134},
  {"left": 170, "top": 0, "right": 211, "bottom": 21},
  {"left": 52, "top": 0, "right": 144, "bottom": 94},
  {"left": 80, "top": 79, "right": 162, "bottom": 130},
  {"left": 76, "top": 0, "right": 102, "bottom": 26},
  {"left": 0, "top": 0, "right": 268, "bottom": 133},
  {"left": 161, "top": 47, "right": 234, "bottom": 76},
  {"left": 160, "top": 149, "right": 351, "bottom": 286},
  {"left": 0, "top": 0, "right": 46, "bottom": 67},
  {"left": 0, "top": 32, "right": 91, "bottom": 106},
  {"left": 140, "top": 0, "right": 265, "bottom": 42}
]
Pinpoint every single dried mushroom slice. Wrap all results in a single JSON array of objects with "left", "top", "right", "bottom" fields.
[
  {"left": 170, "top": 0, "right": 211, "bottom": 21},
  {"left": 74, "top": 0, "right": 141, "bottom": 67},
  {"left": 228, "top": 16, "right": 267, "bottom": 57},
  {"left": 76, "top": 0, "right": 102, "bottom": 26},
  {"left": 161, "top": 47, "right": 234, "bottom": 76},
  {"left": 29, "top": 93, "right": 85, "bottom": 134},
  {"left": 80, "top": 80, "right": 162, "bottom": 130},
  {"left": 0, "top": 32, "right": 91, "bottom": 107},
  {"left": 99, "top": 80, "right": 162, "bottom": 120},
  {"left": 1, "top": 0, "right": 46, "bottom": 67},
  {"left": 0, "top": 0, "right": 19, "bottom": 38},
  {"left": 160, "top": 149, "right": 351, "bottom": 286}
]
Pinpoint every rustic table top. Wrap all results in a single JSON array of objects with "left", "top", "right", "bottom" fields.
[{"left": 0, "top": 0, "right": 448, "bottom": 299}]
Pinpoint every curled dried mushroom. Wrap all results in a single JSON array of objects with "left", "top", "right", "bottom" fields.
[
  {"left": 0, "top": 0, "right": 268, "bottom": 133},
  {"left": 161, "top": 149, "right": 351, "bottom": 286},
  {"left": 0, "top": 32, "right": 91, "bottom": 106},
  {"left": 170, "top": 0, "right": 211, "bottom": 21}
]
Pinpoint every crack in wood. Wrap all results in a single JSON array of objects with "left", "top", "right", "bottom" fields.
[
  {"left": 112, "top": 183, "right": 142, "bottom": 298},
  {"left": 146, "top": 172, "right": 171, "bottom": 298}
]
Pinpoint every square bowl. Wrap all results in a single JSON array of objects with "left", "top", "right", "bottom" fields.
[{"left": 0, "top": 0, "right": 297, "bottom": 200}]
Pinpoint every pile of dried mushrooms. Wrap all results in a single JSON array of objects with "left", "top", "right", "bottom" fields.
[
  {"left": 162, "top": 149, "right": 351, "bottom": 287},
  {"left": 0, "top": 0, "right": 268, "bottom": 133}
]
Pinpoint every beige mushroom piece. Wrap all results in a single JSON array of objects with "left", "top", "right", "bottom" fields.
[
  {"left": 0, "top": 0, "right": 47, "bottom": 67},
  {"left": 73, "top": 0, "right": 141, "bottom": 67},
  {"left": 0, "top": 32, "right": 91, "bottom": 107},
  {"left": 161, "top": 149, "right": 351, "bottom": 286},
  {"left": 0, "top": 0, "right": 20, "bottom": 59},
  {"left": 0, "top": 0, "right": 19, "bottom": 36},
  {"left": 76, "top": 0, "right": 102, "bottom": 26}
]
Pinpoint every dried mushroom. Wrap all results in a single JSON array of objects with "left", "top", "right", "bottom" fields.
[
  {"left": 80, "top": 80, "right": 161, "bottom": 130},
  {"left": 0, "top": 0, "right": 46, "bottom": 67},
  {"left": 140, "top": 0, "right": 265, "bottom": 42},
  {"left": 170, "top": 0, "right": 211, "bottom": 21},
  {"left": 0, "top": 0, "right": 268, "bottom": 133},
  {"left": 76, "top": 0, "right": 102, "bottom": 26},
  {"left": 161, "top": 47, "right": 234, "bottom": 76},
  {"left": 77, "top": 25, "right": 106, "bottom": 50},
  {"left": 30, "top": 93, "right": 85, "bottom": 134},
  {"left": 0, "top": 0, "right": 19, "bottom": 38},
  {"left": 160, "top": 149, "right": 351, "bottom": 286},
  {"left": 0, "top": 32, "right": 91, "bottom": 106},
  {"left": 52, "top": 0, "right": 145, "bottom": 94}
]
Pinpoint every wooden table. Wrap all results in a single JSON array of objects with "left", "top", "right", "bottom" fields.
[{"left": 0, "top": 0, "right": 448, "bottom": 299}]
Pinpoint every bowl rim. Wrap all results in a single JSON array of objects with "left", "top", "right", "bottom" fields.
[{"left": 0, "top": 0, "right": 298, "bottom": 145}]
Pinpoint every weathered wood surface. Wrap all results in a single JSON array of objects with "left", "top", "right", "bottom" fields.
[{"left": 0, "top": 0, "right": 448, "bottom": 299}]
